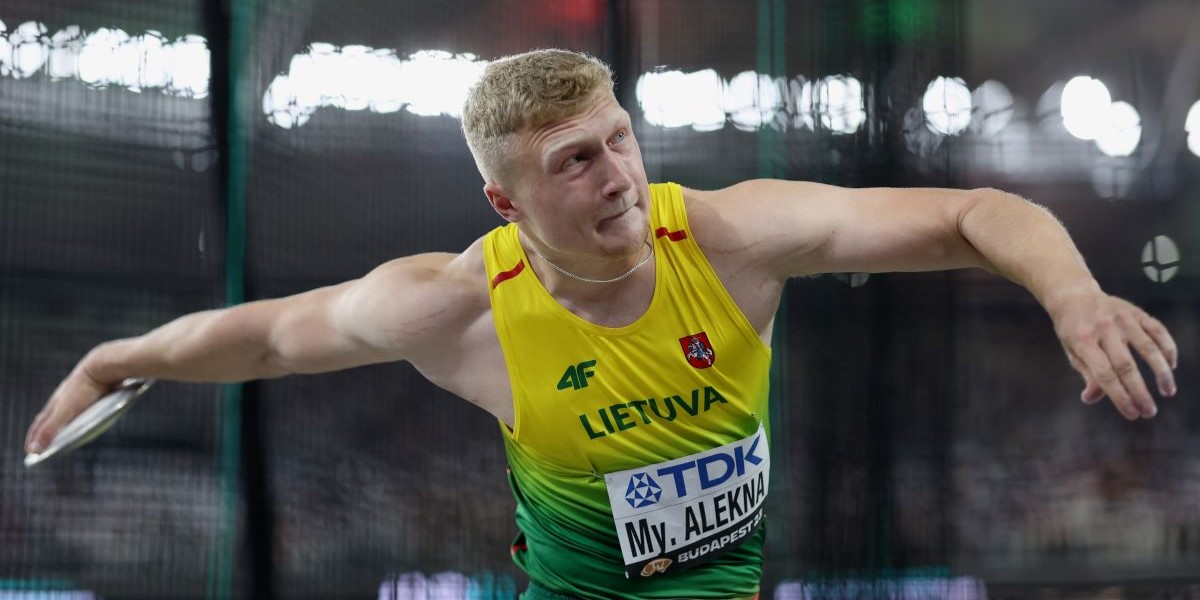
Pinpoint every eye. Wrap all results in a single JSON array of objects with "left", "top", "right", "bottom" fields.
[
  {"left": 609, "top": 129, "right": 628, "bottom": 145},
  {"left": 563, "top": 154, "right": 584, "bottom": 169}
]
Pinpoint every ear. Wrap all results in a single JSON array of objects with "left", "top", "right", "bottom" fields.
[{"left": 484, "top": 182, "right": 523, "bottom": 223}]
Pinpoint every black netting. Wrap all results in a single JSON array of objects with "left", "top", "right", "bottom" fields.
[{"left": 2, "top": 1, "right": 1198, "bottom": 599}]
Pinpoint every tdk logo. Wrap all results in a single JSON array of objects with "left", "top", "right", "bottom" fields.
[
  {"left": 625, "top": 473, "right": 662, "bottom": 508},
  {"left": 655, "top": 435, "right": 763, "bottom": 499}
]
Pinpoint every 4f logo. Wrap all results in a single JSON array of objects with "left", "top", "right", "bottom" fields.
[
  {"left": 558, "top": 359, "right": 597, "bottom": 391},
  {"left": 679, "top": 332, "right": 715, "bottom": 369}
]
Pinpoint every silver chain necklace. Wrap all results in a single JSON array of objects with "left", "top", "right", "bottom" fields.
[{"left": 526, "top": 239, "right": 653, "bottom": 284}]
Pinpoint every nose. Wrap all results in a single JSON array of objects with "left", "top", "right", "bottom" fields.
[{"left": 598, "top": 149, "right": 634, "bottom": 201}]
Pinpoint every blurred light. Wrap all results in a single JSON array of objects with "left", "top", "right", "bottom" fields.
[
  {"left": 923, "top": 76, "right": 972, "bottom": 136},
  {"left": 786, "top": 76, "right": 810, "bottom": 129},
  {"left": 810, "top": 75, "right": 866, "bottom": 134},
  {"left": 0, "top": 19, "right": 9, "bottom": 76},
  {"left": 774, "top": 577, "right": 987, "bottom": 600},
  {"left": 378, "top": 572, "right": 469, "bottom": 599},
  {"left": 725, "top": 71, "right": 786, "bottom": 131},
  {"left": 1060, "top": 75, "right": 1112, "bottom": 140},
  {"left": 0, "top": 593, "right": 96, "bottom": 600},
  {"left": 635, "top": 71, "right": 864, "bottom": 134},
  {"left": 1094, "top": 100, "right": 1141, "bottom": 157},
  {"left": 376, "top": 571, "right": 516, "bottom": 600},
  {"left": 860, "top": 0, "right": 939, "bottom": 44},
  {"left": 10, "top": 21, "right": 49, "bottom": 79},
  {"left": 262, "top": 75, "right": 312, "bottom": 129},
  {"left": 1186, "top": 100, "right": 1200, "bottom": 157},
  {"left": 263, "top": 46, "right": 485, "bottom": 128},
  {"left": 0, "top": 19, "right": 170, "bottom": 90},
  {"left": 131, "top": 31, "right": 171, "bottom": 91},
  {"left": 108, "top": 28, "right": 142, "bottom": 88},
  {"left": 1141, "top": 235, "right": 1180, "bottom": 283},
  {"left": 47, "top": 25, "right": 81, "bottom": 80},
  {"left": 166, "top": 34, "right": 209, "bottom": 98},
  {"left": 970, "top": 80, "right": 1014, "bottom": 136},
  {"left": 540, "top": 2, "right": 605, "bottom": 27},
  {"left": 65, "top": 26, "right": 209, "bottom": 97},
  {"left": 636, "top": 69, "right": 725, "bottom": 131},
  {"left": 77, "top": 27, "right": 129, "bottom": 86},
  {"left": 398, "top": 50, "right": 486, "bottom": 117}
]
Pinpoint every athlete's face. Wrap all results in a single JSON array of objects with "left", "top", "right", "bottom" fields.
[{"left": 487, "top": 92, "right": 650, "bottom": 260}]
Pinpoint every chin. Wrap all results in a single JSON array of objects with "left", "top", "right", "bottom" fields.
[{"left": 601, "top": 214, "right": 649, "bottom": 254}]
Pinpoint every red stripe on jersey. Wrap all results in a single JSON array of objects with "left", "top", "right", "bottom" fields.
[
  {"left": 491, "top": 260, "right": 526, "bottom": 289},
  {"left": 655, "top": 227, "right": 687, "bottom": 241}
]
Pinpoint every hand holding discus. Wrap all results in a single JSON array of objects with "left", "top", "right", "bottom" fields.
[{"left": 24, "top": 378, "right": 155, "bottom": 468}]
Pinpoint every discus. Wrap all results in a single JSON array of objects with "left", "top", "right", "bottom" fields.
[{"left": 24, "top": 378, "right": 155, "bottom": 468}]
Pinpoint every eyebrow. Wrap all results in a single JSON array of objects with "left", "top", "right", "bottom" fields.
[{"left": 542, "top": 113, "right": 631, "bottom": 166}]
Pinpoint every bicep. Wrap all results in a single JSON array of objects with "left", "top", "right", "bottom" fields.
[
  {"left": 267, "top": 253, "right": 475, "bottom": 374},
  {"left": 255, "top": 282, "right": 377, "bottom": 375},
  {"left": 705, "top": 180, "right": 987, "bottom": 277}
]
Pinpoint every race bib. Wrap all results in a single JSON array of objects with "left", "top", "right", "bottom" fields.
[{"left": 603, "top": 424, "right": 769, "bottom": 578}]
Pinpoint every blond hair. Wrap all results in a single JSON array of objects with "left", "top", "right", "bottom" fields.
[{"left": 461, "top": 49, "right": 614, "bottom": 185}]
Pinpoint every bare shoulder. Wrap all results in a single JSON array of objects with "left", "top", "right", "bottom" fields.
[
  {"left": 359, "top": 237, "right": 487, "bottom": 290},
  {"left": 681, "top": 182, "right": 797, "bottom": 270},
  {"left": 682, "top": 180, "right": 852, "bottom": 278},
  {"left": 681, "top": 185, "right": 747, "bottom": 257},
  {"left": 337, "top": 237, "right": 491, "bottom": 360},
  {"left": 331, "top": 236, "right": 511, "bottom": 420},
  {"left": 679, "top": 184, "right": 787, "bottom": 338}
]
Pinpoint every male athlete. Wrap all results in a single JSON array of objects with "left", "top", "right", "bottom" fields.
[{"left": 25, "top": 50, "right": 1178, "bottom": 599}]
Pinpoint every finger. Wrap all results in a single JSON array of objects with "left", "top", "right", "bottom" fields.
[
  {"left": 26, "top": 398, "right": 69, "bottom": 454},
  {"left": 25, "top": 409, "right": 50, "bottom": 451},
  {"left": 1140, "top": 314, "right": 1179, "bottom": 371},
  {"left": 1067, "top": 352, "right": 1105, "bottom": 404},
  {"left": 26, "top": 377, "right": 71, "bottom": 452},
  {"left": 29, "top": 397, "right": 81, "bottom": 453},
  {"left": 26, "top": 375, "right": 105, "bottom": 453},
  {"left": 1081, "top": 378, "right": 1105, "bottom": 404},
  {"left": 1120, "top": 313, "right": 1177, "bottom": 398},
  {"left": 1073, "top": 342, "right": 1140, "bottom": 420},
  {"left": 1100, "top": 329, "right": 1157, "bottom": 418},
  {"left": 25, "top": 389, "right": 66, "bottom": 453}
]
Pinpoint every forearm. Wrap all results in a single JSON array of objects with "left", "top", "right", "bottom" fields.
[
  {"left": 959, "top": 188, "right": 1101, "bottom": 316},
  {"left": 27, "top": 291, "right": 354, "bottom": 453},
  {"left": 80, "top": 303, "right": 289, "bottom": 386}
]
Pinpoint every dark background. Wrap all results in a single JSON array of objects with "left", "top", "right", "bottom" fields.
[{"left": 1, "top": 1, "right": 1197, "bottom": 598}]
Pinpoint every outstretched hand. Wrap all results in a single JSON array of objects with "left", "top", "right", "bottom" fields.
[
  {"left": 25, "top": 350, "right": 119, "bottom": 454},
  {"left": 1051, "top": 290, "right": 1178, "bottom": 420}
]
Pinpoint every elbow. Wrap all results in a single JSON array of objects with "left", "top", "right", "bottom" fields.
[
  {"left": 968, "top": 187, "right": 1018, "bottom": 209},
  {"left": 970, "top": 187, "right": 1051, "bottom": 214},
  {"left": 968, "top": 187, "right": 1060, "bottom": 232},
  {"left": 956, "top": 188, "right": 1012, "bottom": 273}
]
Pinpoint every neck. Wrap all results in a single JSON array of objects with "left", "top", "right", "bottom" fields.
[{"left": 522, "top": 233, "right": 653, "bottom": 294}]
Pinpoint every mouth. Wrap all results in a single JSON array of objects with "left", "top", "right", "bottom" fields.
[
  {"left": 599, "top": 207, "right": 630, "bottom": 225},
  {"left": 599, "top": 199, "right": 638, "bottom": 226}
]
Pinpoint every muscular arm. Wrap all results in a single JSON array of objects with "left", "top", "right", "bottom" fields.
[
  {"left": 695, "top": 180, "right": 1010, "bottom": 277},
  {"left": 691, "top": 179, "right": 1178, "bottom": 420},
  {"left": 26, "top": 248, "right": 484, "bottom": 453}
]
